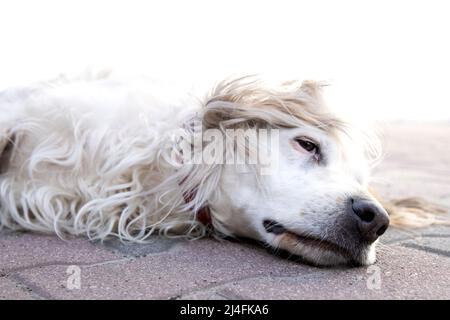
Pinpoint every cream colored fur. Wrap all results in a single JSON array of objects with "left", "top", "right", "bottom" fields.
[{"left": 0, "top": 72, "right": 447, "bottom": 265}]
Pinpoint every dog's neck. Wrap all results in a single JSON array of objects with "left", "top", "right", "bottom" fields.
[
  {"left": 180, "top": 180, "right": 212, "bottom": 228},
  {"left": 195, "top": 206, "right": 212, "bottom": 227}
]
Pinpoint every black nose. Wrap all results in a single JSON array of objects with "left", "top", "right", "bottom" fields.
[{"left": 351, "top": 198, "right": 390, "bottom": 243}]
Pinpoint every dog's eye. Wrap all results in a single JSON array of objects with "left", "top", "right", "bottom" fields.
[{"left": 295, "top": 138, "right": 318, "bottom": 154}]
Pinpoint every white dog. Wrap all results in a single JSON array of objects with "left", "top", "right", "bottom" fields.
[{"left": 0, "top": 71, "right": 446, "bottom": 266}]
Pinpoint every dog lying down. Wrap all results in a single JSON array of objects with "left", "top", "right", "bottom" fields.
[{"left": 0, "top": 72, "right": 447, "bottom": 267}]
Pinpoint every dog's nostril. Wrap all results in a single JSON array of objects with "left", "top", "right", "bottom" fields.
[
  {"left": 357, "top": 208, "right": 375, "bottom": 222},
  {"left": 376, "top": 224, "right": 388, "bottom": 236},
  {"left": 352, "top": 199, "right": 375, "bottom": 222},
  {"left": 351, "top": 198, "right": 390, "bottom": 243},
  {"left": 263, "top": 219, "right": 287, "bottom": 235}
]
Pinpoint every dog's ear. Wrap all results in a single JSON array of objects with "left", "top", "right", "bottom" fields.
[
  {"left": 202, "top": 100, "right": 235, "bottom": 129},
  {"left": 202, "top": 76, "right": 337, "bottom": 131},
  {"left": 202, "top": 99, "right": 287, "bottom": 130},
  {"left": 201, "top": 76, "right": 260, "bottom": 129},
  {"left": 299, "top": 80, "right": 324, "bottom": 99}
]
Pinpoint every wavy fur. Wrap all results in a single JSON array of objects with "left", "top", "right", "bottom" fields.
[{"left": 0, "top": 73, "right": 447, "bottom": 248}]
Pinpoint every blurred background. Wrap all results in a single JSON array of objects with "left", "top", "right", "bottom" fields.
[{"left": 0, "top": 0, "right": 449, "bottom": 121}]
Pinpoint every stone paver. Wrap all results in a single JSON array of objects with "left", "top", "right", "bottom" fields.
[
  {"left": 10, "top": 240, "right": 310, "bottom": 299},
  {"left": 0, "top": 276, "right": 35, "bottom": 300},
  {"left": 0, "top": 122, "right": 449, "bottom": 299},
  {"left": 0, "top": 231, "right": 122, "bottom": 275},
  {"left": 182, "top": 246, "right": 450, "bottom": 300}
]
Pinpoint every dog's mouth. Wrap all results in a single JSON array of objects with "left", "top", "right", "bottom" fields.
[{"left": 262, "top": 219, "right": 361, "bottom": 265}]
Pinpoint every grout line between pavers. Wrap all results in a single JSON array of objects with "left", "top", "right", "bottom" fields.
[
  {"left": 1, "top": 257, "right": 133, "bottom": 276},
  {"left": 402, "top": 243, "right": 450, "bottom": 258},
  {"left": 83, "top": 257, "right": 132, "bottom": 268},
  {"left": 172, "top": 271, "right": 322, "bottom": 300},
  {"left": 100, "top": 240, "right": 188, "bottom": 259},
  {"left": 0, "top": 241, "right": 186, "bottom": 287},
  {"left": 421, "top": 233, "right": 450, "bottom": 238},
  {"left": 176, "top": 264, "right": 371, "bottom": 300},
  {"left": 1, "top": 258, "right": 134, "bottom": 300},
  {"left": 214, "top": 289, "right": 248, "bottom": 300},
  {"left": 381, "top": 232, "right": 450, "bottom": 245},
  {"left": 1, "top": 257, "right": 137, "bottom": 300},
  {"left": 178, "top": 269, "right": 377, "bottom": 300},
  {"left": 8, "top": 274, "right": 55, "bottom": 300}
]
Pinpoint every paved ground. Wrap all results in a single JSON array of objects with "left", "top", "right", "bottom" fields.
[{"left": 1, "top": 122, "right": 449, "bottom": 300}]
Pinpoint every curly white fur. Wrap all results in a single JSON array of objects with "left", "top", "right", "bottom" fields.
[
  {"left": 0, "top": 72, "right": 446, "bottom": 266},
  {"left": 0, "top": 72, "right": 220, "bottom": 241}
]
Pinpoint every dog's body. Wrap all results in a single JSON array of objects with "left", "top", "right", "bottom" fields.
[
  {"left": 0, "top": 72, "right": 445, "bottom": 266},
  {"left": 0, "top": 73, "right": 203, "bottom": 239}
]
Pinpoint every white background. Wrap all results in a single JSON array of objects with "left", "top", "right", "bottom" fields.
[{"left": 0, "top": 0, "right": 449, "bottom": 121}]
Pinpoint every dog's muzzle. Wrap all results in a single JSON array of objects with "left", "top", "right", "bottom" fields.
[{"left": 262, "top": 198, "right": 390, "bottom": 265}]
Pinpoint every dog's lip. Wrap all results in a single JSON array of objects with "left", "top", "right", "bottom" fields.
[
  {"left": 284, "top": 230, "right": 353, "bottom": 260},
  {"left": 263, "top": 219, "right": 353, "bottom": 260}
]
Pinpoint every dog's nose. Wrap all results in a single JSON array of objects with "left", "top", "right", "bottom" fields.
[{"left": 351, "top": 198, "right": 390, "bottom": 243}]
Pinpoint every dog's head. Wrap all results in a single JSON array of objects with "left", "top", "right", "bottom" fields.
[{"left": 200, "top": 77, "right": 389, "bottom": 266}]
